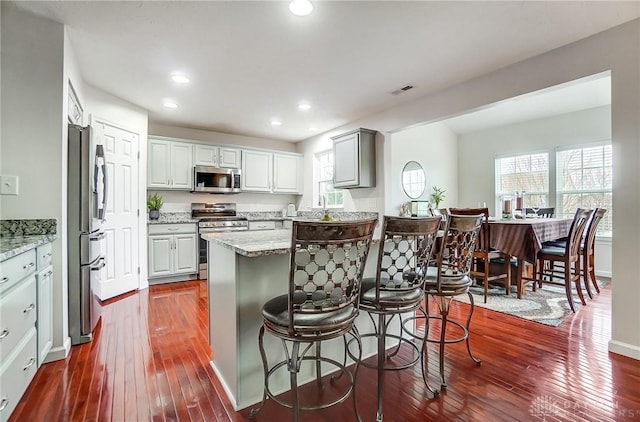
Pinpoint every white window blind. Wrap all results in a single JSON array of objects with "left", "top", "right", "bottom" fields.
[
  {"left": 316, "top": 150, "right": 343, "bottom": 207},
  {"left": 495, "top": 152, "right": 549, "bottom": 208},
  {"left": 556, "top": 143, "right": 612, "bottom": 236}
]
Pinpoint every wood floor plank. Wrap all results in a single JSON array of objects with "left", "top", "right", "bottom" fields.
[{"left": 10, "top": 280, "right": 640, "bottom": 422}]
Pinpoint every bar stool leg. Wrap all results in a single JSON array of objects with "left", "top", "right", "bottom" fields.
[
  {"left": 289, "top": 342, "right": 301, "bottom": 422},
  {"left": 465, "top": 292, "right": 482, "bottom": 365},
  {"left": 249, "top": 326, "right": 268, "bottom": 418},
  {"left": 376, "top": 313, "right": 385, "bottom": 422}
]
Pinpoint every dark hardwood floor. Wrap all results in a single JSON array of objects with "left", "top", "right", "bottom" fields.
[{"left": 10, "top": 280, "right": 640, "bottom": 421}]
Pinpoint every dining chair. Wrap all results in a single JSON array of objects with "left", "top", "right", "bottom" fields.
[
  {"left": 249, "top": 218, "right": 377, "bottom": 422},
  {"left": 542, "top": 208, "right": 607, "bottom": 299},
  {"left": 356, "top": 216, "right": 441, "bottom": 421},
  {"left": 534, "top": 208, "right": 593, "bottom": 312},
  {"left": 448, "top": 208, "right": 511, "bottom": 302},
  {"left": 524, "top": 207, "right": 555, "bottom": 218},
  {"left": 422, "top": 214, "right": 484, "bottom": 389},
  {"left": 581, "top": 208, "right": 607, "bottom": 297}
]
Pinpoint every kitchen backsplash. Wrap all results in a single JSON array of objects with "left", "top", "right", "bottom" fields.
[{"left": 0, "top": 219, "right": 57, "bottom": 237}]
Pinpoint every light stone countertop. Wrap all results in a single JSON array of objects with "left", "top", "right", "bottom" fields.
[
  {"left": 0, "top": 234, "right": 57, "bottom": 262},
  {"left": 147, "top": 212, "right": 198, "bottom": 224},
  {"left": 201, "top": 229, "right": 292, "bottom": 257}
]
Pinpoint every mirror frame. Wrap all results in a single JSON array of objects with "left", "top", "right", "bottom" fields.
[{"left": 401, "top": 161, "right": 426, "bottom": 199}]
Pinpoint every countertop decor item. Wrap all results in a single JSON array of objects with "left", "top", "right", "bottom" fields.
[
  {"left": 147, "top": 193, "right": 164, "bottom": 220},
  {"left": 430, "top": 186, "right": 446, "bottom": 208}
]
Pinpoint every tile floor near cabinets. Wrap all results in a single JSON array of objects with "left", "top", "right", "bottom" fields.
[{"left": 10, "top": 280, "right": 640, "bottom": 421}]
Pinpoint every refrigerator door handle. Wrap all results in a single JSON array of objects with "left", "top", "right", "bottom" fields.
[
  {"left": 90, "top": 257, "right": 106, "bottom": 271},
  {"left": 101, "top": 162, "right": 108, "bottom": 222},
  {"left": 90, "top": 231, "right": 106, "bottom": 241}
]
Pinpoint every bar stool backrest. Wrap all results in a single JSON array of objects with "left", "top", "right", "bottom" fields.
[
  {"left": 433, "top": 214, "right": 483, "bottom": 291},
  {"left": 374, "top": 216, "right": 441, "bottom": 301},
  {"left": 288, "top": 218, "right": 377, "bottom": 331}
]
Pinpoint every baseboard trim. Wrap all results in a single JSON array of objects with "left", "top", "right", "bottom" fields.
[
  {"left": 44, "top": 336, "right": 72, "bottom": 363},
  {"left": 608, "top": 340, "right": 640, "bottom": 360}
]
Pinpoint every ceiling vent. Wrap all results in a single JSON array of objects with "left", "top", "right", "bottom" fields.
[{"left": 391, "top": 85, "right": 414, "bottom": 95}]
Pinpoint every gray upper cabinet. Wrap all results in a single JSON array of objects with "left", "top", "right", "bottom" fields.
[{"left": 332, "top": 128, "right": 376, "bottom": 188}]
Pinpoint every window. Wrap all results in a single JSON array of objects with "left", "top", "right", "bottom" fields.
[
  {"left": 556, "top": 143, "right": 612, "bottom": 236},
  {"left": 495, "top": 152, "right": 549, "bottom": 208},
  {"left": 315, "top": 150, "right": 343, "bottom": 207}
]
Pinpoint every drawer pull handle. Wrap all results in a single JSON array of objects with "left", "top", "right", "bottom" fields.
[
  {"left": 23, "top": 357, "right": 36, "bottom": 371},
  {"left": 167, "top": 228, "right": 179, "bottom": 231},
  {"left": 43, "top": 252, "right": 52, "bottom": 259},
  {"left": 45, "top": 271, "right": 53, "bottom": 277},
  {"left": 23, "top": 303, "right": 36, "bottom": 314},
  {"left": 0, "top": 329, "right": 9, "bottom": 339},
  {"left": 0, "top": 277, "right": 8, "bottom": 284},
  {"left": 23, "top": 262, "right": 35, "bottom": 270},
  {"left": 0, "top": 397, "right": 8, "bottom": 411}
]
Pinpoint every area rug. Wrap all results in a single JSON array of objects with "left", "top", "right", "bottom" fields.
[{"left": 454, "top": 280, "right": 609, "bottom": 327}]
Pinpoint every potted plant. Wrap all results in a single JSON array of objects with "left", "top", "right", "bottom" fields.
[
  {"left": 147, "top": 193, "right": 163, "bottom": 220},
  {"left": 430, "top": 186, "right": 446, "bottom": 209}
]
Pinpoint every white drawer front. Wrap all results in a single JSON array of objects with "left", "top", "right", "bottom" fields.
[
  {"left": 0, "top": 276, "right": 37, "bottom": 362},
  {"left": 148, "top": 223, "right": 197, "bottom": 235},
  {"left": 0, "top": 250, "right": 37, "bottom": 295},
  {"left": 36, "top": 243, "right": 53, "bottom": 270},
  {"left": 0, "top": 327, "right": 38, "bottom": 422},
  {"left": 248, "top": 221, "right": 276, "bottom": 231}
]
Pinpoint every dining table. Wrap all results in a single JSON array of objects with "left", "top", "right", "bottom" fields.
[{"left": 488, "top": 217, "right": 573, "bottom": 298}]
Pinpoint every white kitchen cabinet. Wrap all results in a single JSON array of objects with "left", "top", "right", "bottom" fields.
[
  {"left": 35, "top": 243, "right": 53, "bottom": 366},
  {"left": 194, "top": 145, "right": 241, "bottom": 169},
  {"left": 147, "top": 138, "right": 194, "bottom": 190},
  {"left": 248, "top": 221, "right": 277, "bottom": 231},
  {"left": 273, "top": 153, "right": 303, "bottom": 194},
  {"left": 332, "top": 128, "right": 376, "bottom": 188},
  {"left": 242, "top": 150, "right": 303, "bottom": 194},
  {"left": 0, "top": 249, "right": 39, "bottom": 422},
  {"left": 241, "top": 150, "right": 272, "bottom": 192},
  {"left": 148, "top": 224, "right": 198, "bottom": 279}
]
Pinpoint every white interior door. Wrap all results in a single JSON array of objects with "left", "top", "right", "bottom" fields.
[{"left": 92, "top": 118, "right": 140, "bottom": 300}]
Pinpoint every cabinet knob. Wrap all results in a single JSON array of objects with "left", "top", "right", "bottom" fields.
[
  {"left": 23, "top": 303, "right": 36, "bottom": 314},
  {"left": 0, "top": 329, "right": 9, "bottom": 339},
  {"left": 0, "top": 397, "right": 9, "bottom": 411},
  {"left": 22, "top": 357, "right": 36, "bottom": 371},
  {"left": 0, "top": 277, "right": 8, "bottom": 284}
]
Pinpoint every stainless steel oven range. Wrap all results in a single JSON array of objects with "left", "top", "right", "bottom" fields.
[{"left": 192, "top": 202, "right": 248, "bottom": 279}]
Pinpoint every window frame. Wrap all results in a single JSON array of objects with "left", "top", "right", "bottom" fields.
[
  {"left": 494, "top": 150, "right": 550, "bottom": 212},
  {"left": 314, "top": 149, "right": 344, "bottom": 209},
  {"left": 555, "top": 140, "right": 612, "bottom": 237}
]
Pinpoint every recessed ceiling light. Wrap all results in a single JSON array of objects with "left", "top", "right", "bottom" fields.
[
  {"left": 163, "top": 100, "right": 178, "bottom": 109},
  {"left": 298, "top": 103, "right": 311, "bottom": 110},
  {"left": 289, "top": 0, "right": 313, "bottom": 16},
  {"left": 271, "top": 119, "right": 282, "bottom": 126},
  {"left": 171, "top": 74, "right": 190, "bottom": 84}
]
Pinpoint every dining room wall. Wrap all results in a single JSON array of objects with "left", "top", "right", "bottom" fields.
[
  {"left": 456, "top": 105, "right": 611, "bottom": 214},
  {"left": 389, "top": 122, "right": 458, "bottom": 214},
  {"left": 456, "top": 105, "right": 612, "bottom": 276}
]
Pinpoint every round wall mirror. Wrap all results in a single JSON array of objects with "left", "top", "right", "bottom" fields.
[{"left": 402, "top": 161, "right": 426, "bottom": 199}]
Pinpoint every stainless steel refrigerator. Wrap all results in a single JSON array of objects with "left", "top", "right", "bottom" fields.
[{"left": 67, "top": 124, "right": 107, "bottom": 345}]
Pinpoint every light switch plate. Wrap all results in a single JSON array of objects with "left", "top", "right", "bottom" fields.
[{"left": 0, "top": 175, "right": 19, "bottom": 195}]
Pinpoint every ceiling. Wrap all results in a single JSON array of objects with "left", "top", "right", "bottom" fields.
[{"left": 10, "top": 1, "right": 640, "bottom": 142}]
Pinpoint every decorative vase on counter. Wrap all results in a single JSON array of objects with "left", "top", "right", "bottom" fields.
[{"left": 149, "top": 210, "right": 160, "bottom": 220}]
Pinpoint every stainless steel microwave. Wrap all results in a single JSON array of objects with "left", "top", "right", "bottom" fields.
[{"left": 192, "top": 166, "right": 242, "bottom": 194}]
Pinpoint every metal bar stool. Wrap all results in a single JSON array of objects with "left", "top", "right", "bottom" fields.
[
  {"left": 411, "top": 214, "right": 484, "bottom": 389},
  {"left": 249, "top": 218, "right": 377, "bottom": 422},
  {"left": 355, "top": 216, "right": 441, "bottom": 422}
]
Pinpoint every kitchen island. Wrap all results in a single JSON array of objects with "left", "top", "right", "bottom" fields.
[{"left": 203, "top": 227, "right": 396, "bottom": 411}]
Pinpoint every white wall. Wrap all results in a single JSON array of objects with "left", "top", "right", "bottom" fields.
[
  {"left": 84, "top": 85, "right": 149, "bottom": 288},
  {"left": 457, "top": 105, "right": 612, "bottom": 277},
  {"left": 148, "top": 123, "right": 300, "bottom": 212},
  {"left": 298, "top": 20, "right": 640, "bottom": 360},
  {"left": 389, "top": 122, "right": 458, "bottom": 214},
  {"left": 1, "top": 4, "right": 71, "bottom": 360},
  {"left": 457, "top": 105, "right": 611, "bottom": 214}
]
